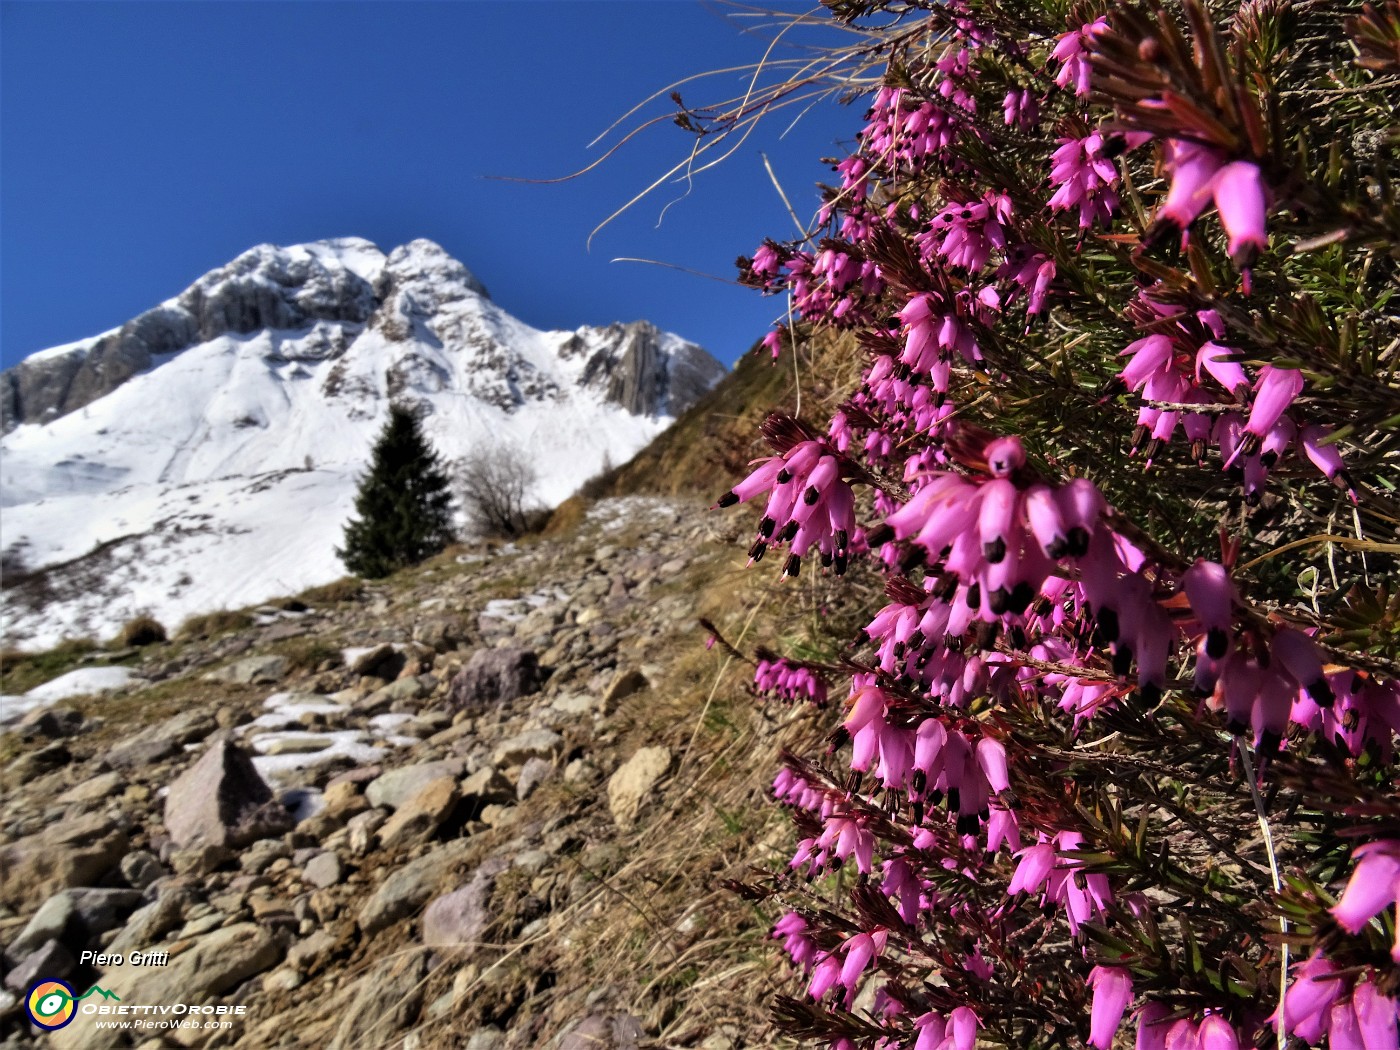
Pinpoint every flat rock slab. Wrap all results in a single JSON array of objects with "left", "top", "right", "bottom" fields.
[
  {"left": 204, "top": 654, "right": 288, "bottom": 685},
  {"left": 377, "top": 776, "right": 459, "bottom": 850},
  {"left": 492, "top": 729, "right": 563, "bottom": 767}
]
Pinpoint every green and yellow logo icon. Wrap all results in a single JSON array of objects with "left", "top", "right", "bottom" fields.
[{"left": 25, "top": 979, "right": 121, "bottom": 1030}]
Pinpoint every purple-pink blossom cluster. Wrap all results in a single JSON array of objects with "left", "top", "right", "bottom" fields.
[{"left": 713, "top": 2, "right": 1396, "bottom": 1047}]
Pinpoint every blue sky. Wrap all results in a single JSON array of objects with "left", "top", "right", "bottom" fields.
[{"left": 1, "top": 1, "right": 860, "bottom": 369}]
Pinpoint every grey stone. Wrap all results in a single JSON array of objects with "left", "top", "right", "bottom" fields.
[
  {"left": 107, "top": 709, "right": 216, "bottom": 768},
  {"left": 347, "top": 809, "right": 388, "bottom": 855},
  {"left": 326, "top": 951, "right": 429, "bottom": 1050},
  {"left": 420, "top": 856, "right": 509, "bottom": 949},
  {"left": 447, "top": 647, "right": 542, "bottom": 710},
  {"left": 56, "top": 924, "right": 280, "bottom": 1048},
  {"left": 376, "top": 777, "right": 459, "bottom": 850},
  {"left": 0, "top": 813, "right": 127, "bottom": 910},
  {"left": 163, "top": 737, "right": 293, "bottom": 849},
  {"left": 465, "top": 1027, "right": 507, "bottom": 1050},
  {"left": 61, "top": 888, "right": 144, "bottom": 942},
  {"left": 556, "top": 1013, "right": 645, "bottom": 1050},
  {"left": 460, "top": 766, "right": 513, "bottom": 803},
  {"left": 414, "top": 616, "right": 467, "bottom": 653},
  {"left": 303, "top": 852, "right": 343, "bottom": 889},
  {"left": 108, "top": 890, "right": 186, "bottom": 956},
  {"left": 287, "top": 929, "right": 338, "bottom": 972},
  {"left": 5, "top": 892, "right": 75, "bottom": 964},
  {"left": 492, "top": 729, "right": 563, "bottom": 767},
  {"left": 4, "top": 939, "right": 75, "bottom": 992},
  {"left": 120, "top": 850, "right": 165, "bottom": 891},
  {"left": 16, "top": 706, "right": 84, "bottom": 739},
  {"left": 602, "top": 669, "right": 649, "bottom": 708},
  {"left": 516, "top": 757, "right": 555, "bottom": 801},
  {"left": 365, "top": 759, "right": 464, "bottom": 810},
  {"left": 204, "top": 654, "right": 288, "bottom": 685},
  {"left": 357, "top": 840, "right": 473, "bottom": 934},
  {"left": 56, "top": 770, "right": 124, "bottom": 805}
]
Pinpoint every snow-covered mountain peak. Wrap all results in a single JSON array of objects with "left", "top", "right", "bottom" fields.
[
  {"left": 1, "top": 237, "right": 727, "bottom": 650},
  {"left": 382, "top": 238, "right": 489, "bottom": 302}
]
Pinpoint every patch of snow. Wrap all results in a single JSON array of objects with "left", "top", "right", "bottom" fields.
[
  {"left": 248, "top": 730, "right": 386, "bottom": 781},
  {"left": 0, "top": 666, "right": 139, "bottom": 726}
]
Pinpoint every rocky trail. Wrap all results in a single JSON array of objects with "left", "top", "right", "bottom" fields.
[{"left": 0, "top": 496, "right": 818, "bottom": 1050}]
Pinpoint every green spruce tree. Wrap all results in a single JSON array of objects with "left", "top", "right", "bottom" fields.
[{"left": 337, "top": 403, "right": 455, "bottom": 579}]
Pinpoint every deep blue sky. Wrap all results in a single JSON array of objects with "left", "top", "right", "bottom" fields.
[{"left": 1, "top": 1, "right": 859, "bottom": 369}]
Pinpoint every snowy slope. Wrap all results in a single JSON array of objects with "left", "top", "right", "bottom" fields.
[{"left": 0, "top": 237, "right": 725, "bottom": 650}]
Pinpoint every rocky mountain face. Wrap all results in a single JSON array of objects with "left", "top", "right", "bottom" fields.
[
  {"left": 2, "top": 239, "right": 718, "bottom": 430},
  {"left": 0, "top": 496, "right": 795, "bottom": 1049},
  {"left": 0, "top": 238, "right": 726, "bottom": 650}
]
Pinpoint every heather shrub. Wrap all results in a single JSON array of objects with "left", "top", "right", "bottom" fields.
[{"left": 692, "top": 2, "right": 1400, "bottom": 1047}]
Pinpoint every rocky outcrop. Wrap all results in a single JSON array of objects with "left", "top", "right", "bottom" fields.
[
  {"left": 2, "top": 239, "right": 381, "bottom": 430},
  {"left": 575, "top": 320, "right": 727, "bottom": 417}
]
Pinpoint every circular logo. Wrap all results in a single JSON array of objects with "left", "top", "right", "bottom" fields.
[{"left": 26, "top": 979, "right": 77, "bottom": 1030}]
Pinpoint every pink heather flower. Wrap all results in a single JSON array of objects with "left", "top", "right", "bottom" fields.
[
  {"left": 1008, "top": 841, "right": 1055, "bottom": 895},
  {"left": 1301, "top": 423, "right": 1357, "bottom": 501},
  {"left": 1182, "top": 559, "right": 1236, "bottom": 659},
  {"left": 1271, "top": 628, "right": 1333, "bottom": 707},
  {"left": 1212, "top": 161, "right": 1268, "bottom": 267},
  {"left": 1330, "top": 999, "right": 1363, "bottom": 1048},
  {"left": 945, "top": 1007, "right": 980, "bottom": 1050},
  {"left": 1051, "top": 18, "right": 1107, "bottom": 97},
  {"left": 913, "top": 1012, "right": 947, "bottom": 1050},
  {"left": 1087, "top": 966, "right": 1134, "bottom": 1049},
  {"left": 1352, "top": 980, "right": 1400, "bottom": 1049},
  {"left": 1244, "top": 366, "right": 1304, "bottom": 445},
  {"left": 1276, "top": 952, "right": 1345, "bottom": 1043},
  {"left": 773, "top": 911, "right": 819, "bottom": 970},
  {"left": 1119, "top": 334, "right": 1175, "bottom": 392},
  {"left": 1332, "top": 840, "right": 1400, "bottom": 954},
  {"left": 1049, "top": 132, "right": 1121, "bottom": 229},
  {"left": 1135, "top": 1002, "right": 1173, "bottom": 1050},
  {"left": 837, "top": 929, "right": 888, "bottom": 1004},
  {"left": 1158, "top": 139, "right": 1227, "bottom": 234},
  {"left": 1003, "top": 87, "right": 1038, "bottom": 130},
  {"left": 1195, "top": 1015, "right": 1240, "bottom": 1050},
  {"left": 1165, "top": 1018, "right": 1200, "bottom": 1049},
  {"left": 1195, "top": 341, "right": 1250, "bottom": 398},
  {"left": 808, "top": 952, "right": 842, "bottom": 1000}
]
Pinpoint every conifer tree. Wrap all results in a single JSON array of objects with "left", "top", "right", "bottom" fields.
[{"left": 337, "top": 403, "right": 454, "bottom": 578}]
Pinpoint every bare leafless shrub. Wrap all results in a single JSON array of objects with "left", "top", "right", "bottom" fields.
[{"left": 456, "top": 444, "right": 547, "bottom": 538}]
